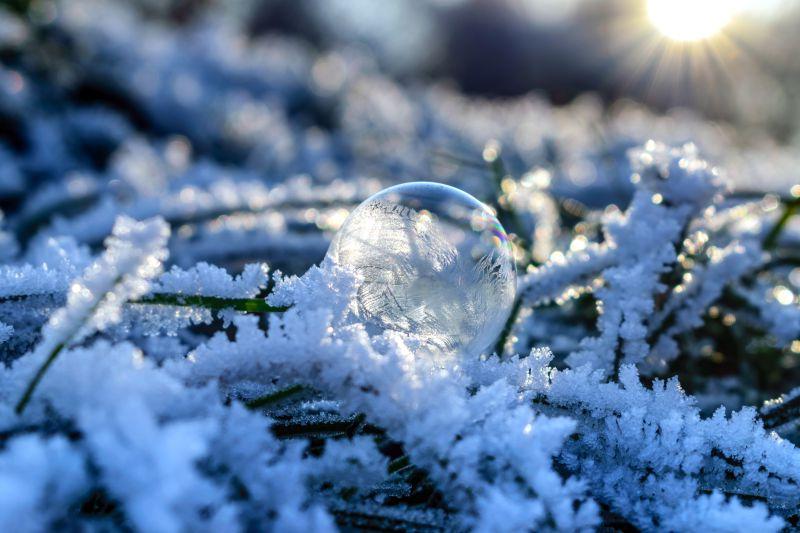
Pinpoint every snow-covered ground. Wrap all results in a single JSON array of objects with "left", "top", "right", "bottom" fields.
[{"left": 0, "top": 1, "right": 799, "bottom": 530}]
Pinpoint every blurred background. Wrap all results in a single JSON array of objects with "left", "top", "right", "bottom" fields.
[
  {"left": 0, "top": 0, "right": 798, "bottom": 261},
  {"left": 245, "top": 0, "right": 800, "bottom": 138},
  {"left": 6, "top": 0, "right": 800, "bottom": 134},
  {"left": 50, "top": 0, "right": 796, "bottom": 137}
]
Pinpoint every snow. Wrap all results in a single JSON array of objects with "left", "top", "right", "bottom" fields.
[{"left": 0, "top": 0, "right": 798, "bottom": 530}]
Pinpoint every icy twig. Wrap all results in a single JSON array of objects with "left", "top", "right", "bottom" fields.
[{"left": 15, "top": 216, "right": 169, "bottom": 414}]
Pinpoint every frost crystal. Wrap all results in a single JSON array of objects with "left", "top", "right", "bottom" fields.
[
  {"left": 153, "top": 262, "right": 269, "bottom": 299},
  {"left": 0, "top": 1, "right": 798, "bottom": 529},
  {"left": 0, "top": 323, "right": 11, "bottom": 345}
]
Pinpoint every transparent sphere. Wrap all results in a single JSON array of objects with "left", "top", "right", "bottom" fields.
[{"left": 327, "top": 182, "right": 516, "bottom": 356}]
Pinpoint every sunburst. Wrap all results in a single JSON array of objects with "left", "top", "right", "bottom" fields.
[
  {"left": 598, "top": 0, "right": 756, "bottom": 114},
  {"left": 647, "top": 0, "right": 738, "bottom": 41}
]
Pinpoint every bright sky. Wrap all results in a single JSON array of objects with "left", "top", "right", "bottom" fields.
[
  {"left": 647, "top": 0, "right": 735, "bottom": 41},
  {"left": 647, "top": 0, "right": 792, "bottom": 41}
]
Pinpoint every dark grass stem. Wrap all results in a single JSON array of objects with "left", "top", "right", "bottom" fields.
[
  {"left": 131, "top": 293, "right": 289, "bottom": 313},
  {"left": 484, "top": 148, "right": 529, "bottom": 248},
  {"left": 763, "top": 196, "right": 799, "bottom": 249},
  {"left": 245, "top": 384, "right": 306, "bottom": 409},
  {"left": 270, "top": 413, "right": 370, "bottom": 439},
  {"left": 494, "top": 296, "right": 524, "bottom": 358},
  {"left": 762, "top": 394, "right": 800, "bottom": 430},
  {"left": 14, "top": 343, "right": 64, "bottom": 414},
  {"left": 388, "top": 455, "right": 411, "bottom": 474},
  {"left": 429, "top": 149, "right": 486, "bottom": 170}
]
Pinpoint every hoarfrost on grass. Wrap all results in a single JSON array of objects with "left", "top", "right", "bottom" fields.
[{"left": 0, "top": 0, "right": 799, "bottom": 530}]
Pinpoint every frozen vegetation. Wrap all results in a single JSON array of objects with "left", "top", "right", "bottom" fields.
[{"left": 0, "top": 0, "right": 798, "bottom": 531}]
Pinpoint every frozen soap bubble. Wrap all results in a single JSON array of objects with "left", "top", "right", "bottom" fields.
[{"left": 327, "top": 181, "right": 516, "bottom": 356}]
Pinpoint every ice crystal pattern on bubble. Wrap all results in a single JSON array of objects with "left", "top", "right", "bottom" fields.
[{"left": 327, "top": 182, "right": 516, "bottom": 356}]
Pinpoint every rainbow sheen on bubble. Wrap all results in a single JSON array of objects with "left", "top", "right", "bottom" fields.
[{"left": 327, "top": 182, "right": 516, "bottom": 356}]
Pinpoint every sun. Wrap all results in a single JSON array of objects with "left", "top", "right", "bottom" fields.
[{"left": 647, "top": 0, "right": 738, "bottom": 41}]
